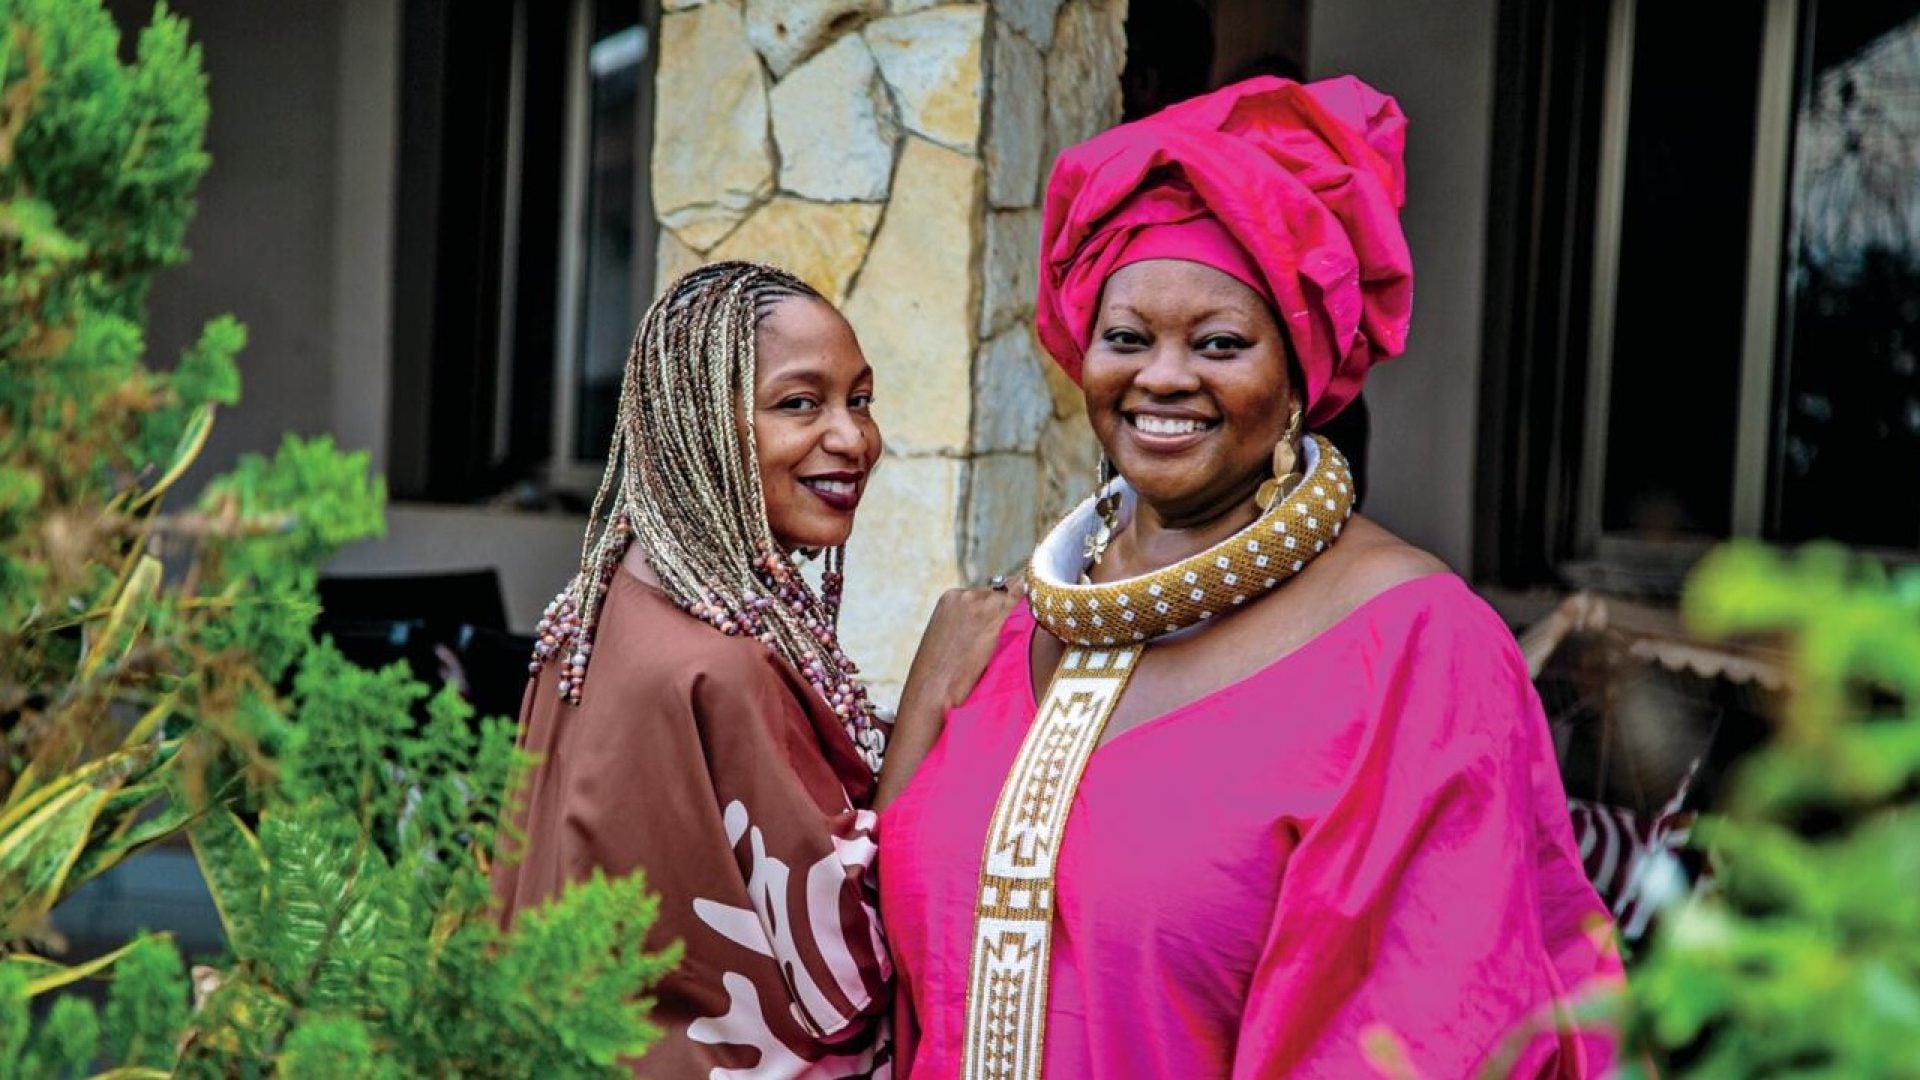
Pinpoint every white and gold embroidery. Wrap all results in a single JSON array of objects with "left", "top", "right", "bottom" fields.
[{"left": 962, "top": 648, "right": 1139, "bottom": 1080}]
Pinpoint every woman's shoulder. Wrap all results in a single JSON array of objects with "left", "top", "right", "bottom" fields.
[
  {"left": 593, "top": 575, "right": 792, "bottom": 698},
  {"left": 1315, "top": 517, "right": 1454, "bottom": 613},
  {"left": 1307, "top": 525, "right": 1539, "bottom": 744},
  {"left": 1314, "top": 518, "right": 1512, "bottom": 649}
]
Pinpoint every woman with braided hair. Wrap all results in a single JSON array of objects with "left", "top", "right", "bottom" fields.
[{"left": 493, "top": 261, "right": 1007, "bottom": 1077}]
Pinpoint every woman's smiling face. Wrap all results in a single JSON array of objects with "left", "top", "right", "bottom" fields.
[
  {"left": 1081, "top": 258, "right": 1295, "bottom": 525},
  {"left": 751, "top": 296, "right": 882, "bottom": 551}
]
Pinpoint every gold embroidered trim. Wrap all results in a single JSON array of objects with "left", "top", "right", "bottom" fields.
[{"left": 960, "top": 646, "right": 1140, "bottom": 1080}]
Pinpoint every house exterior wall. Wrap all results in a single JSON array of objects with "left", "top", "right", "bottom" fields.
[
  {"left": 128, "top": 0, "right": 1504, "bottom": 693},
  {"left": 1310, "top": 0, "right": 1499, "bottom": 572},
  {"left": 109, "top": 0, "right": 345, "bottom": 490}
]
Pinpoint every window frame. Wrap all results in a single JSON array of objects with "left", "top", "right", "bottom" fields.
[
  {"left": 1573, "top": 0, "right": 1800, "bottom": 569},
  {"left": 386, "top": 0, "right": 654, "bottom": 505},
  {"left": 1475, "top": 0, "right": 1910, "bottom": 593},
  {"left": 548, "top": 0, "right": 658, "bottom": 494}
]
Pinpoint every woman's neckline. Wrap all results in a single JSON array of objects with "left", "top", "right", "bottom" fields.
[{"left": 1020, "top": 570, "right": 1459, "bottom": 755}]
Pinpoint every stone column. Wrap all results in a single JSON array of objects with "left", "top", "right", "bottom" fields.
[{"left": 650, "top": 0, "right": 1127, "bottom": 701}]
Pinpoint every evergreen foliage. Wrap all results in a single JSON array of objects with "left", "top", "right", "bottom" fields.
[
  {"left": 1, "top": 1, "right": 672, "bottom": 1074},
  {"left": 99, "top": 935, "right": 186, "bottom": 1069}
]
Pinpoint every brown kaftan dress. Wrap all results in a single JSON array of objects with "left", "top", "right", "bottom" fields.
[{"left": 492, "top": 571, "right": 891, "bottom": 1078}]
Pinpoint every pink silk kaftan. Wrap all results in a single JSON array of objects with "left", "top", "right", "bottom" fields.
[{"left": 879, "top": 574, "right": 1621, "bottom": 1078}]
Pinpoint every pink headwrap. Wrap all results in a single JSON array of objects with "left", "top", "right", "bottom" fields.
[{"left": 1034, "top": 75, "right": 1414, "bottom": 426}]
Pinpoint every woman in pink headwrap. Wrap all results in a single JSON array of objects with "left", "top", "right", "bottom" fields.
[{"left": 877, "top": 76, "right": 1622, "bottom": 1078}]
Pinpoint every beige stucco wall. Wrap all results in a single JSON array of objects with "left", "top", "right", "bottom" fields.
[
  {"left": 651, "top": 0, "right": 1126, "bottom": 700},
  {"left": 1310, "top": 0, "right": 1497, "bottom": 573},
  {"left": 109, "top": 0, "right": 346, "bottom": 493}
]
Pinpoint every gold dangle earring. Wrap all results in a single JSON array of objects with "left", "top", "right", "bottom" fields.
[
  {"left": 1255, "top": 405, "right": 1306, "bottom": 512},
  {"left": 1084, "top": 457, "right": 1121, "bottom": 569}
]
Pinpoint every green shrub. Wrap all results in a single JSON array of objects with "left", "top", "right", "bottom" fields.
[{"left": 1, "top": 2, "right": 672, "bottom": 1074}]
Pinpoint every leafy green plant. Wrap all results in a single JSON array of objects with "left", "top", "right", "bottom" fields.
[
  {"left": 168, "top": 680, "right": 676, "bottom": 1077},
  {"left": 1613, "top": 542, "right": 1920, "bottom": 1077},
  {"left": 1, "top": 0, "right": 673, "bottom": 1074},
  {"left": 0, "top": 0, "right": 247, "bottom": 941}
]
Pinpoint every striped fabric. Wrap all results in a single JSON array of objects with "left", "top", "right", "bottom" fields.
[{"left": 1566, "top": 797, "right": 1696, "bottom": 942}]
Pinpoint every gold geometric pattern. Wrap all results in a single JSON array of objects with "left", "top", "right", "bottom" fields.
[
  {"left": 1027, "top": 435, "right": 1355, "bottom": 648},
  {"left": 961, "top": 646, "right": 1139, "bottom": 1080}
]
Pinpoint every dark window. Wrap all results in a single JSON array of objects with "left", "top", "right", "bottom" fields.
[
  {"left": 566, "top": 1, "right": 650, "bottom": 466},
  {"left": 1599, "top": 5, "right": 1764, "bottom": 540},
  {"left": 389, "top": 0, "right": 654, "bottom": 504},
  {"left": 1479, "top": 0, "right": 1920, "bottom": 590}
]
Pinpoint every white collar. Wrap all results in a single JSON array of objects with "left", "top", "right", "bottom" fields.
[{"left": 1029, "top": 435, "right": 1326, "bottom": 589}]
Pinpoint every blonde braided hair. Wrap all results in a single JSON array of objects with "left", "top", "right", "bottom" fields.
[{"left": 532, "top": 262, "right": 885, "bottom": 768}]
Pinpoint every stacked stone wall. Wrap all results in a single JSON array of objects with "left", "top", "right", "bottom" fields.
[{"left": 651, "top": 0, "right": 1126, "bottom": 698}]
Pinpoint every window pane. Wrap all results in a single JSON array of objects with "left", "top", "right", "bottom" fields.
[
  {"left": 1772, "top": 3, "right": 1920, "bottom": 546},
  {"left": 571, "top": 2, "right": 646, "bottom": 462},
  {"left": 1600, "top": 3, "right": 1766, "bottom": 538}
]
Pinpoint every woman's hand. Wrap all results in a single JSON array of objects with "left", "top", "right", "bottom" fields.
[{"left": 873, "top": 575, "right": 1025, "bottom": 811}]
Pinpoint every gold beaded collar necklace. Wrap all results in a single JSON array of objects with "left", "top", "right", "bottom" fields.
[{"left": 1026, "top": 434, "right": 1356, "bottom": 647}]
